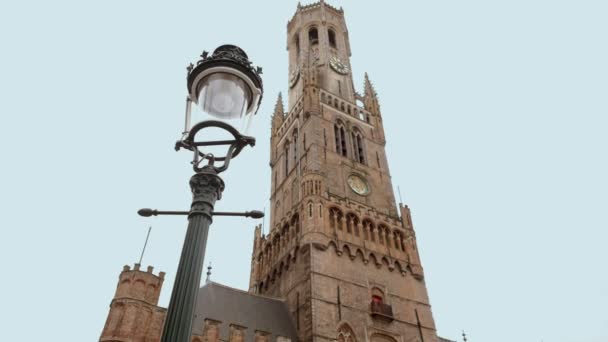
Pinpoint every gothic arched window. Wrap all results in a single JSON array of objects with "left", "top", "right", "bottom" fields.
[
  {"left": 352, "top": 129, "right": 366, "bottom": 164},
  {"left": 334, "top": 123, "right": 348, "bottom": 157},
  {"left": 337, "top": 323, "right": 356, "bottom": 342},
  {"left": 328, "top": 29, "right": 337, "bottom": 48},
  {"left": 308, "top": 27, "right": 319, "bottom": 45}
]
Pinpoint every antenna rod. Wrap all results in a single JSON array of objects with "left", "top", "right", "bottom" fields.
[
  {"left": 138, "top": 226, "right": 152, "bottom": 264},
  {"left": 397, "top": 186, "right": 403, "bottom": 204}
]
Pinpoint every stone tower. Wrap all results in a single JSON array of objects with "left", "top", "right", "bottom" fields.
[
  {"left": 249, "top": 2, "right": 439, "bottom": 342},
  {"left": 100, "top": 264, "right": 167, "bottom": 342}
]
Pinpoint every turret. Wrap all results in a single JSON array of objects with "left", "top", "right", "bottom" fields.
[
  {"left": 248, "top": 224, "right": 262, "bottom": 292},
  {"left": 363, "top": 72, "right": 381, "bottom": 116},
  {"left": 100, "top": 264, "right": 167, "bottom": 342},
  {"left": 271, "top": 92, "right": 285, "bottom": 135},
  {"left": 364, "top": 72, "right": 386, "bottom": 143}
]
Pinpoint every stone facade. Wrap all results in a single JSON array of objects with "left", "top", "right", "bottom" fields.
[
  {"left": 248, "top": 1, "right": 439, "bottom": 342},
  {"left": 100, "top": 2, "right": 442, "bottom": 342}
]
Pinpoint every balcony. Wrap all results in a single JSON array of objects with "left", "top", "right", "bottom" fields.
[{"left": 370, "top": 301, "right": 394, "bottom": 322}]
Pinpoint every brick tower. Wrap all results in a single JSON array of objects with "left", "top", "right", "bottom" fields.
[
  {"left": 100, "top": 264, "right": 167, "bottom": 342},
  {"left": 249, "top": 2, "right": 439, "bottom": 342}
]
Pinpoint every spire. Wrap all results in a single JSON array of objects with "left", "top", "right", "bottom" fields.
[
  {"left": 205, "top": 262, "right": 212, "bottom": 284},
  {"left": 363, "top": 72, "right": 376, "bottom": 97},
  {"left": 363, "top": 72, "right": 381, "bottom": 115},
  {"left": 462, "top": 330, "right": 468, "bottom": 342},
  {"left": 271, "top": 92, "right": 285, "bottom": 132},
  {"left": 273, "top": 92, "right": 285, "bottom": 117}
]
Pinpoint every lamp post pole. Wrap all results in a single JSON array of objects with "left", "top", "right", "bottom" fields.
[
  {"left": 138, "top": 45, "right": 263, "bottom": 342},
  {"left": 160, "top": 168, "right": 224, "bottom": 342}
]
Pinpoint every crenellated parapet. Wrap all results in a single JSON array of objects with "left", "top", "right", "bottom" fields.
[{"left": 114, "top": 263, "right": 165, "bottom": 305}]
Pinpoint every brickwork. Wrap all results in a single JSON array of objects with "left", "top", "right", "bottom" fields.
[
  {"left": 249, "top": 1, "right": 439, "bottom": 342},
  {"left": 100, "top": 264, "right": 167, "bottom": 342}
]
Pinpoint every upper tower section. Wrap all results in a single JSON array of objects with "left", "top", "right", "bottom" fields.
[{"left": 286, "top": 1, "right": 354, "bottom": 109}]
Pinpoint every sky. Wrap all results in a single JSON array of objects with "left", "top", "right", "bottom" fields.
[{"left": 0, "top": 1, "right": 607, "bottom": 341}]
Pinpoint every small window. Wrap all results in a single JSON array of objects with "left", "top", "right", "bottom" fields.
[
  {"left": 328, "top": 29, "right": 337, "bottom": 48},
  {"left": 309, "top": 27, "right": 319, "bottom": 45},
  {"left": 308, "top": 203, "right": 313, "bottom": 218}
]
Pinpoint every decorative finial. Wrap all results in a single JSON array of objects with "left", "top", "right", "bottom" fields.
[
  {"left": 273, "top": 92, "right": 285, "bottom": 118},
  {"left": 201, "top": 51, "right": 209, "bottom": 59},
  {"left": 462, "top": 330, "right": 468, "bottom": 342},
  {"left": 205, "top": 262, "right": 212, "bottom": 284}
]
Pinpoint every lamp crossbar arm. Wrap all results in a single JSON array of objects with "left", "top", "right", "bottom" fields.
[{"left": 138, "top": 208, "right": 264, "bottom": 219}]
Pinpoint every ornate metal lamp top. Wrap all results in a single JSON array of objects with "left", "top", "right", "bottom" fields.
[{"left": 187, "top": 44, "right": 263, "bottom": 113}]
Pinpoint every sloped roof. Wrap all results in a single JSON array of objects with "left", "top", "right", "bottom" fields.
[
  {"left": 438, "top": 337, "right": 457, "bottom": 342},
  {"left": 192, "top": 282, "right": 298, "bottom": 341}
]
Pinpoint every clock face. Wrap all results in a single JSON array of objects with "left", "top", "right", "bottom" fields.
[
  {"left": 347, "top": 174, "right": 370, "bottom": 196},
  {"left": 289, "top": 66, "right": 300, "bottom": 88},
  {"left": 329, "top": 56, "right": 349, "bottom": 75}
]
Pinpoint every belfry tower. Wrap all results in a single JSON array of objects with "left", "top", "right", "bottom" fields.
[{"left": 249, "top": 2, "right": 439, "bottom": 342}]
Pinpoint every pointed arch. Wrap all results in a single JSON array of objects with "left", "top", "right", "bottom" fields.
[
  {"left": 334, "top": 121, "right": 348, "bottom": 157},
  {"left": 394, "top": 260, "right": 406, "bottom": 274},
  {"left": 337, "top": 322, "right": 356, "bottom": 342},
  {"left": 355, "top": 248, "right": 365, "bottom": 262},
  {"left": 368, "top": 252, "right": 379, "bottom": 266},
  {"left": 328, "top": 240, "right": 339, "bottom": 253},
  {"left": 342, "top": 244, "right": 353, "bottom": 259},
  {"left": 351, "top": 126, "right": 366, "bottom": 164},
  {"left": 381, "top": 256, "right": 391, "bottom": 269}
]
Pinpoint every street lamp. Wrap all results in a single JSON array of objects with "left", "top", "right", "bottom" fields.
[{"left": 139, "top": 44, "right": 263, "bottom": 342}]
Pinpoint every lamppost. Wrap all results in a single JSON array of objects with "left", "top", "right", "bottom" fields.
[{"left": 138, "top": 45, "right": 264, "bottom": 342}]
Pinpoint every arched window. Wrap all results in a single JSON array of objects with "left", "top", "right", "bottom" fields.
[
  {"left": 352, "top": 130, "right": 366, "bottom": 164},
  {"left": 334, "top": 123, "right": 348, "bottom": 157},
  {"left": 328, "top": 29, "right": 337, "bottom": 48},
  {"left": 308, "top": 203, "right": 313, "bottom": 218},
  {"left": 337, "top": 323, "right": 356, "bottom": 342},
  {"left": 309, "top": 27, "right": 319, "bottom": 45}
]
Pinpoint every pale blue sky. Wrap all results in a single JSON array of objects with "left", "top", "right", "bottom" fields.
[{"left": 0, "top": 1, "right": 607, "bottom": 341}]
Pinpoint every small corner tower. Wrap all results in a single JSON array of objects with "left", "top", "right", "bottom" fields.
[{"left": 100, "top": 264, "right": 167, "bottom": 342}]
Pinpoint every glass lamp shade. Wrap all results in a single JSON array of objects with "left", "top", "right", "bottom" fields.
[{"left": 198, "top": 73, "right": 251, "bottom": 121}]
